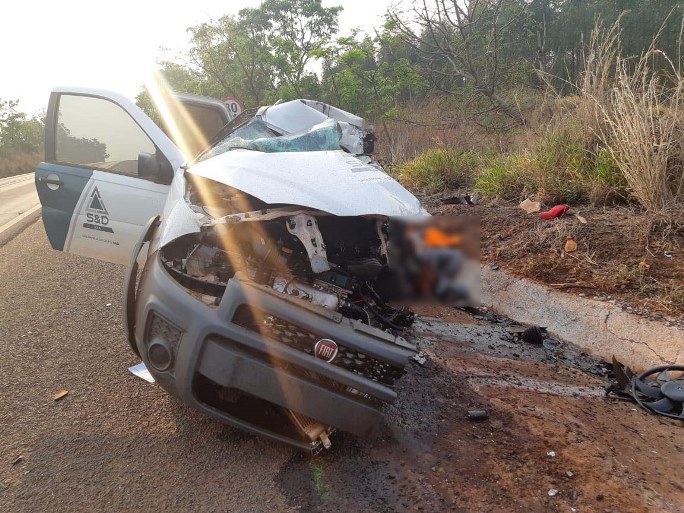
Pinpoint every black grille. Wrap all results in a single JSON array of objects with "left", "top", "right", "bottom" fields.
[{"left": 232, "top": 305, "right": 404, "bottom": 387}]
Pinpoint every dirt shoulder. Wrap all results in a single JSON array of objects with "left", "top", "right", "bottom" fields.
[{"left": 422, "top": 192, "right": 684, "bottom": 322}]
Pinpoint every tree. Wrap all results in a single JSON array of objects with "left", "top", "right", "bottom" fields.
[
  {"left": 186, "top": 9, "right": 278, "bottom": 105},
  {"left": 0, "top": 99, "right": 44, "bottom": 157},
  {"left": 138, "top": 0, "right": 342, "bottom": 111},
  {"left": 389, "top": 0, "right": 529, "bottom": 126},
  {"left": 543, "top": 0, "right": 684, "bottom": 88},
  {"left": 325, "top": 30, "right": 427, "bottom": 144},
  {"left": 260, "top": 0, "right": 342, "bottom": 96},
  {"left": 55, "top": 123, "right": 108, "bottom": 164}
]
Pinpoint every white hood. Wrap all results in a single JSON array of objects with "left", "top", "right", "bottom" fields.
[{"left": 186, "top": 149, "right": 423, "bottom": 217}]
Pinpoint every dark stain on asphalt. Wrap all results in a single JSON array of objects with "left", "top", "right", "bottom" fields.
[{"left": 273, "top": 359, "right": 498, "bottom": 513}]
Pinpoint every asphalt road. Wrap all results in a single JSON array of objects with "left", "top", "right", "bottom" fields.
[
  {"left": 1, "top": 221, "right": 683, "bottom": 513},
  {"left": 0, "top": 174, "right": 39, "bottom": 228}
]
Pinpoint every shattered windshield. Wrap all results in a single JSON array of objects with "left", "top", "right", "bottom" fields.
[{"left": 199, "top": 118, "right": 342, "bottom": 161}]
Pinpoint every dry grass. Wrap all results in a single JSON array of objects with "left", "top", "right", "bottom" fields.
[
  {"left": 0, "top": 152, "right": 41, "bottom": 178},
  {"left": 375, "top": 96, "right": 534, "bottom": 165},
  {"left": 595, "top": 63, "right": 683, "bottom": 210},
  {"left": 384, "top": 18, "right": 684, "bottom": 214},
  {"left": 583, "top": 19, "right": 684, "bottom": 211}
]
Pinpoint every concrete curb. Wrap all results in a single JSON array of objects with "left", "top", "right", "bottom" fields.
[
  {"left": 0, "top": 172, "right": 34, "bottom": 187},
  {"left": 480, "top": 267, "right": 684, "bottom": 371},
  {"left": 0, "top": 205, "right": 41, "bottom": 247}
]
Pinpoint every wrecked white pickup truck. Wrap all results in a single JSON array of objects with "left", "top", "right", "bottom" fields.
[{"left": 35, "top": 88, "right": 461, "bottom": 451}]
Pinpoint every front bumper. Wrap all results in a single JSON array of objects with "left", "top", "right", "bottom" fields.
[{"left": 131, "top": 251, "right": 416, "bottom": 451}]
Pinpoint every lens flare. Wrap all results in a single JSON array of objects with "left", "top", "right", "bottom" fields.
[{"left": 144, "top": 71, "right": 208, "bottom": 160}]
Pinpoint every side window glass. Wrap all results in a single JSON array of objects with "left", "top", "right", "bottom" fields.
[{"left": 55, "top": 95, "right": 156, "bottom": 176}]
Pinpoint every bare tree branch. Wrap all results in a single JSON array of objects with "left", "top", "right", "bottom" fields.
[{"left": 389, "top": 0, "right": 526, "bottom": 126}]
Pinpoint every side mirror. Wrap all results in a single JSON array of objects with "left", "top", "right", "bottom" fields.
[
  {"left": 156, "top": 155, "right": 174, "bottom": 185},
  {"left": 138, "top": 152, "right": 158, "bottom": 180},
  {"left": 138, "top": 152, "right": 174, "bottom": 185}
]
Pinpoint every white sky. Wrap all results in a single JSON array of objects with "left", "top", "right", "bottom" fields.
[{"left": 1, "top": 0, "right": 398, "bottom": 116}]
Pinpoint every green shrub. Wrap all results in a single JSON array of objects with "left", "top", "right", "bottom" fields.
[
  {"left": 394, "top": 148, "right": 481, "bottom": 192},
  {"left": 392, "top": 113, "right": 631, "bottom": 205},
  {"left": 533, "top": 121, "right": 592, "bottom": 203},
  {"left": 592, "top": 147, "right": 625, "bottom": 186},
  {"left": 532, "top": 118, "right": 627, "bottom": 204},
  {"left": 474, "top": 153, "right": 538, "bottom": 199}
]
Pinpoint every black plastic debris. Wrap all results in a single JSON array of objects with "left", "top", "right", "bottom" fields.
[
  {"left": 442, "top": 192, "right": 481, "bottom": 206},
  {"left": 521, "top": 326, "right": 545, "bottom": 345},
  {"left": 467, "top": 409, "right": 489, "bottom": 421}
]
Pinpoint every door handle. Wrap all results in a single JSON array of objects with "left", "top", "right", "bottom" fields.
[{"left": 38, "top": 176, "right": 64, "bottom": 186}]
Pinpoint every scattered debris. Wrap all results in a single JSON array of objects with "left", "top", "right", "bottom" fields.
[
  {"left": 521, "top": 326, "right": 545, "bottom": 345},
  {"left": 663, "top": 251, "right": 673, "bottom": 259},
  {"left": 548, "top": 489, "right": 559, "bottom": 497},
  {"left": 410, "top": 352, "right": 427, "bottom": 366},
  {"left": 573, "top": 213, "right": 587, "bottom": 224},
  {"left": 564, "top": 235, "right": 578, "bottom": 253},
  {"left": 490, "top": 263, "right": 499, "bottom": 270},
  {"left": 542, "top": 339, "right": 563, "bottom": 351},
  {"left": 566, "top": 471, "right": 575, "bottom": 478},
  {"left": 608, "top": 357, "right": 684, "bottom": 419},
  {"left": 547, "top": 451, "right": 556, "bottom": 458},
  {"left": 105, "top": 303, "right": 112, "bottom": 307},
  {"left": 539, "top": 204, "right": 570, "bottom": 220},
  {"left": 506, "top": 325, "right": 526, "bottom": 335},
  {"left": 53, "top": 390, "right": 68, "bottom": 401},
  {"left": 128, "top": 362, "right": 155, "bottom": 383},
  {"left": 467, "top": 409, "right": 489, "bottom": 421},
  {"left": 519, "top": 198, "right": 541, "bottom": 214},
  {"left": 12, "top": 455, "right": 23, "bottom": 465},
  {"left": 442, "top": 192, "right": 480, "bottom": 206}
]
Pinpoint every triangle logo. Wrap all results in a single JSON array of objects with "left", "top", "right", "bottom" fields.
[{"left": 87, "top": 187, "right": 108, "bottom": 215}]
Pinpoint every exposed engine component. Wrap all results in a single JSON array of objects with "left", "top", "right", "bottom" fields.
[
  {"left": 272, "top": 276, "right": 342, "bottom": 310},
  {"left": 286, "top": 214, "right": 330, "bottom": 273},
  {"left": 610, "top": 358, "right": 684, "bottom": 419},
  {"left": 160, "top": 214, "right": 416, "bottom": 336},
  {"left": 285, "top": 410, "right": 333, "bottom": 450}
]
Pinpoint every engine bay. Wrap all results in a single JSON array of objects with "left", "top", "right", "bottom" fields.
[{"left": 159, "top": 206, "right": 416, "bottom": 332}]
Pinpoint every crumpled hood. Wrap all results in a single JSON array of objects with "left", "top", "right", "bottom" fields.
[{"left": 186, "top": 149, "right": 424, "bottom": 217}]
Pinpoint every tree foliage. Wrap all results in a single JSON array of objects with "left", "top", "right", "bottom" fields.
[
  {"left": 0, "top": 99, "right": 43, "bottom": 157},
  {"left": 138, "top": 0, "right": 342, "bottom": 110},
  {"left": 127, "top": 0, "right": 684, "bottom": 128}
]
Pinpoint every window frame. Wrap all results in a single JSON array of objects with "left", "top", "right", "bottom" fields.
[{"left": 46, "top": 92, "right": 168, "bottom": 181}]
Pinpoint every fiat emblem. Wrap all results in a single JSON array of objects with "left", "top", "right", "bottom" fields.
[{"left": 314, "top": 338, "right": 338, "bottom": 362}]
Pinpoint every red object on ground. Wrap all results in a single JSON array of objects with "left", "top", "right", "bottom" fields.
[{"left": 539, "top": 204, "right": 570, "bottom": 220}]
